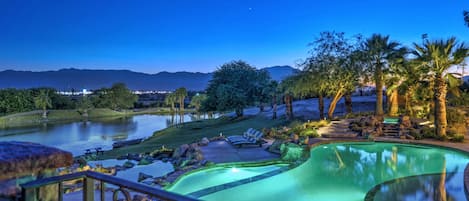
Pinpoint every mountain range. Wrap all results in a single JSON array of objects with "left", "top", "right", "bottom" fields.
[{"left": 0, "top": 66, "right": 299, "bottom": 91}]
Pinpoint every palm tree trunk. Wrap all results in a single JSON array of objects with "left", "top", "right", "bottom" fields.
[
  {"left": 272, "top": 95, "right": 277, "bottom": 120},
  {"left": 375, "top": 66, "right": 384, "bottom": 116},
  {"left": 328, "top": 90, "right": 344, "bottom": 119},
  {"left": 285, "top": 94, "right": 293, "bottom": 120},
  {"left": 318, "top": 93, "right": 324, "bottom": 120},
  {"left": 389, "top": 89, "right": 399, "bottom": 117},
  {"left": 434, "top": 76, "right": 447, "bottom": 137},
  {"left": 42, "top": 107, "right": 47, "bottom": 119},
  {"left": 405, "top": 89, "right": 413, "bottom": 116},
  {"left": 345, "top": 92, "right": 352, "bottom": 115},
  {"left": 235, "top": 108, "right": 243, "bottom": 117}
]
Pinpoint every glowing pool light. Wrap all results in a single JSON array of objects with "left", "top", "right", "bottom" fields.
[{"left": 231, "top": 167, "right": 239, "bottom": 173}]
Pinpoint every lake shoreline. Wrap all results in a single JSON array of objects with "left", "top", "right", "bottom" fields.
[{"left": 0, "top": 107, "right": 196, "bottom": 129}]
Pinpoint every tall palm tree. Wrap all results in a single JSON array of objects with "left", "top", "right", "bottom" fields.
[
  {"left": 413, "top": 37, "right": 468, "bottom": 137},
  {"left": 384, "top": 48, "right": 408, "bottom": 116},
  {"left": 280, "top": 75, "right": 300, "bottom": 120},
  {"left": 34, "top": 90, "right": 52, "bottom": 119},
  {"left": 464, "top": 10, "right": 469, "bottom": 27},
  {"left": 365, "top": 34, "right": 401, "bottom": 116},
  {"left": 174, "top": 87, "right": 187, "bottom": 113},
  {"left": 164, "top": 93, "right": 177, "bottom": 113}
]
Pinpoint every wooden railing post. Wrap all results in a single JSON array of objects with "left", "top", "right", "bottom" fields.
[
  {"left": 83, "top": 177, "right": 95, "bottom": 201},
  {"left": 22, "top": 188, "right": 37, "bottom": 201}
]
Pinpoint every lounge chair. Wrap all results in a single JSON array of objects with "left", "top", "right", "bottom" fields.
[
  {"left": 231, "top": 132, "right": 265, "bottom": 147},
  {"left": 226, "top": 128, "right": 255, "bottom": 143}
]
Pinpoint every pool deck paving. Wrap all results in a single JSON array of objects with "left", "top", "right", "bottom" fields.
[{"left": 200, "top": 139, "right": 279, "bottom": 163}]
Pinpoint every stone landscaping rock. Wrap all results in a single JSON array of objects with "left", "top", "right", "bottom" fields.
[
  {"left": 133, "top": 194, "right": 151, "bottom": 201},
  {"left": 199, "top": 137, "right": 210, "bottom": 146},
  {"left": 138, "top": 172, "right": 153, "bottom": 182},
  {"left": 137, "top": 157, "right": 153, "bottom": 166},
  {"left": 280, "top": 143, "right": 306, "bottom": 161},
  {"left": 172, "top": 144, "right": 189, "bottom": 159},
  {"left": 405, "top": 134, "right": 415, "bottom": 140},
  {"left": 123, "top": 161, "right": 135, "bottom": 169}
]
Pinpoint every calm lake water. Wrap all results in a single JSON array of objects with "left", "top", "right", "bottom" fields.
[{"left": 0, "top": 114, "right": 202, "bottom": 156}]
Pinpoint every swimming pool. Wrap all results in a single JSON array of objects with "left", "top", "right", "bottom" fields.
[
  {"left": 166, "top": 163, "right": 289, "bottom": 195},
  {"left": 169, "top": 142, "right": 469, "bottom": 201}
]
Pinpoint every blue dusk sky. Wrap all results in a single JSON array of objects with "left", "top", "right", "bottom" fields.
[{"left": 0, "top": 0, "right": 468, "bottom": 73}]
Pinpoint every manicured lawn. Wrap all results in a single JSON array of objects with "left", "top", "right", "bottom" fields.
[{"left": 100, "top": 116, "right": 287, "bottom": 159}]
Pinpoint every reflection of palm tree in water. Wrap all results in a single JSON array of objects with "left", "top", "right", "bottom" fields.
[{"left": 372, "top": 155, "right": 459, "bottom": 201}]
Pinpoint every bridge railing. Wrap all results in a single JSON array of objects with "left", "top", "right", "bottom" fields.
[{"left": 21, "top": 170, "right": 199, "bottom": 201}]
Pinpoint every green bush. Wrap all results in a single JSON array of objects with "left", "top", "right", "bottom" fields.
[
  {"left": 299, "top": 128, "right": 319, "bottom": 138},
  {"left": 410, "top": 128, "right": 423, "bottom": 140},
  {"left": 421, "top": 127, "right": 436, "bottom": 139},
  {"left": 450, "top": 134, "right": 465, "bottom": 142},
  {"left": 447, "top": 108, "right": 466, "bottom": 124}
]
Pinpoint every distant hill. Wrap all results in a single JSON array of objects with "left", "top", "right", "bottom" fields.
[
  {"left": 464, "top": 75, "right": 469, "bottom": 83},
  {"left": 0, "top": 66, "right": 298, "bottom": 91}
]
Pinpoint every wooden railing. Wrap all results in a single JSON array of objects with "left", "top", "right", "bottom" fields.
[{"left": 21, "top": 171, "right": 199, "bottom": 201}]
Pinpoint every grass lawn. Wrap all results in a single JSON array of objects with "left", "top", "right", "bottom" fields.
[{"left": 100, "top": 116, "right": 287, "bottom": 159}]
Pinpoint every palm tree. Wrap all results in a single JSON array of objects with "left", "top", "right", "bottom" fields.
[
  {"left": 365, "top": 34, "right": 401, "bottom": 116},
  {"left": 77, "top": 95, "right": 93, "bottom": 118},
  {"left": 280, "top": 75, "right": 300, "bottom": 120},
  {"left": 384, "top": 48, "right": 408, "bottom": 116},
  {"left": 174, "top": 87, "right": 187, "bottom": 113},
  {"left": 34, "top": 90, "right": 52, "bottom": 119},
  {"left": 464, "top": 10, "right": 469, "bottom": 27},
  {"left": 413, "top": 37, "right": 468, "bottom": 137},
  {"left": 164, "top": 93, "right": 177, "bottom": 113}
]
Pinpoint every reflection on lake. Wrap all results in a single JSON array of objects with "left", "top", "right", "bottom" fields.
[{"left": 0, "top": 114, "right": 205, "bottom": 156}]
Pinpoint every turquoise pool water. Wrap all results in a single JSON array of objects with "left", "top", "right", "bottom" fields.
[
  {"left": 166, "top": 164, "right": 288, "bottom": 195},
  {"left": 171, "top": 142, "right": 469, "bottom": 201}
]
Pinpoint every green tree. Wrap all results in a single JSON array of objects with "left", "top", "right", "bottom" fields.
[
  {"left": 165, "top": 93, "right": 177, "bottom": 113},
  {"left": 190, "top": 93, "right": 207, "bottom": 113},
  {"left": 94, "top": 83, "right": 138, "bottom": 110},
  {"left": 0, "top": 89, "right": 34, "bottom": 115},
  {"left": 34, "top": 89, "right": 52, "bottom": 119},
  {"left": 364, "top": 34, "right": 402, "bottom": 116},
  {"left": 174, "top": 87, "right": 188, "bottom": 113},
  {"left": 255, "top": 70, "right": 273, "bottom": 112},
  {"left": 304, "top": 31, "right": 364, "bottom": 119},
  {"left": 384, "top": 48, "right": 408, "bottom": 116},
  {"left": 279, "top": 75, "right": 300, "bottom": 120},
  {"left": 203, "top": 60, "right": 269, "bottom": 117},
  {"left": 413, "top": 37, "right": 468, "bottom": 137},
  {"left": 77, "top": 95, "right": 93, "bottom": 118}
]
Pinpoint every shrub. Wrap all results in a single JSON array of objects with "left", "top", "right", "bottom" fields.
[
  {"left": 299, "top": 128, "right": 319, "bottom": 138},
  {"left": 304, "top": 120, "right": 329, "bottom": 128},
  {"left": 421, "top": 127, "right": 436, "bottom": 139},
  {"left": 450, "top": 134, "right": 465, "bottom": 142},
  {"left": 410, "top": 128, "right": 423, "bottom": 140},
  {"left": 447, "top": 108, "right": 466, "bottom": 124}
]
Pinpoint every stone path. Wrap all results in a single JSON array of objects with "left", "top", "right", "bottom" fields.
[
  {"left": 317, "top": 119, "right": 358, "bottom": 138},
  {"left": 200, "top": 140, "right": 279, "bottom": 163}
]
